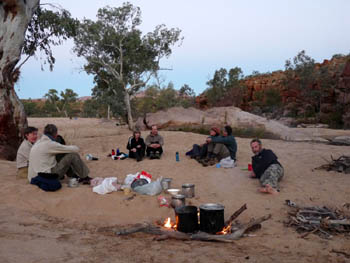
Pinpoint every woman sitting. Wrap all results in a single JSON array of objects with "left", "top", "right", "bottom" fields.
[{"left": 126, "top": 130, "right": 146, "bottom": 162}]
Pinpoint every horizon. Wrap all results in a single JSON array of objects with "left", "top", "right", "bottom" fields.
[{"left": 15, "top": 0, "right": 350, "bottom": 99}]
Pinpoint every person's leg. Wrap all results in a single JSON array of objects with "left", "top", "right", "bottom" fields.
[
  {"left": 259, "top": 164, "right": 284, "bottom": 194},
  {"left": 214, "top": 143, "right": 230, "bottom": 161},
  {"left": 128, "top": 151, "right": 136, "bottom": 159},
  {"left": 199, "top": 144, "right": 208, "bottom": 159},
  {"left": 135, "top": 149, "right": 142, "bottom": 161},
  {"left": 147, "top": 147, "right": 156, "bottom": 158},
  {"left": 52, "top": 153, "right": 90, "bottom": 180}
]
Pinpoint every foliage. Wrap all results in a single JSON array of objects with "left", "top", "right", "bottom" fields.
[
  {"left": 44, "top": 88, "right": 78, "bottom": 117},
  {"left": 20, "top": 5, "right": 78, "bottom": 71},
  {"left": 205, "top": 67, "right": 245, "bottom": 106},
  {"left": 72, "top": 2, "right": 182, "bottom": 129}
]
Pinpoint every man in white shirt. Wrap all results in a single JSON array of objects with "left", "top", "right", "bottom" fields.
[
  {"left": 16, "top": 126, "right": 38, "bottom": 178},
  {"left": 28, "top": 124, "right": 91, "bottom": 184}
]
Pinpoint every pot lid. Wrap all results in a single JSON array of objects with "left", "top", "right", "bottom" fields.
[
  {"left": 199, "top": 203, "right": 224, "bottom": 210},
  {"left": 172, "top": 194, "right": 185, "bottom": 199}
]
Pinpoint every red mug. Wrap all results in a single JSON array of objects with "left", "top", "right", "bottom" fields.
[{"left": 248, "top": 164, "right": 252, "bottom": 171}]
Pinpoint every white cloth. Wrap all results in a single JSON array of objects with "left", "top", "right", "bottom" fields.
[
  {"left": 92, "top": 177, "right": 119, "bottom": 195},
  {"left": 28, "top": 135, "right": 79, "bottom": 182}
]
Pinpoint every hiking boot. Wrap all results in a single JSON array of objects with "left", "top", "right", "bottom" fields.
[
  {"left": 208, "top": 158, "right": 217, "bottom": 166},
  {"left": 78, "top": 176, "right": 92, "bottom": 185},
  {"left": 154, "top": 152, "right": 161, "bottom": 159},
  {"left": 198, "top": 157, "right": 209, "bottom": 164},
  {"left": 149, "top": 152, "right": 155, "bottom": 159}
]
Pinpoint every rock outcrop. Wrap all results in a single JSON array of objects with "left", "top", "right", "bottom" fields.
[{"left": 135, "top": 106, "right": 322, "bottom": 142}]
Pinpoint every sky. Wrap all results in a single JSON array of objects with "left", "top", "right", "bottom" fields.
[{"left": 15, "top": 0, "right": 350, "bottom": 99}]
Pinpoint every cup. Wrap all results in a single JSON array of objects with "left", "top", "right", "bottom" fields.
[{"left": 248, "top": 164, "right": 252, "bottom": 171}]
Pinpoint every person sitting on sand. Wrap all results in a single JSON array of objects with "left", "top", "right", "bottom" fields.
[
  {"left": 145, "top": 125, "right": 164, "bottom": 159},
  {"left": 200, "top": 126, "right": 232, "bottom": 167},
  {"left": 189, "top": 126, "right": 220, "bottom": 162},
  {"left": 249, "top": 138, "right": 284, "bottom": 195},
  {"left": 28, "top": 124, "right": 92, "bottom": 184},
  {"left": 127, "top": 130, "right": 146, "bottom": 162},
  {"left": 204, "top": 125, "right": 237, "bottom": 166},
  {"left": 16, "top": 126, "right": 38, "bottom": 179}
]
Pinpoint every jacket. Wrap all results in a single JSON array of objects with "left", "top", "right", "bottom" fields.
[
  {"left": 252, "top": 149, "right": 281, "bottom": 179},
  {"left": 145, "top": 133, "right": 164, "bottom": 147},
  {"left": 16, "top": 139, "right": 33, "bottom": 169},
  {"left": 210, "top": 135, "right": 237, "bottom": 160},
  {"left": 126, "top": 136, "right": 146, "bottom": 152},
  {"left": 28, "top": 135, "right": 79, "bottom": 182}
]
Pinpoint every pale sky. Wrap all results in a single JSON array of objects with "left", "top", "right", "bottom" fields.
[{"left": 16, "top": 0, "right": 350, "bottom": 99}]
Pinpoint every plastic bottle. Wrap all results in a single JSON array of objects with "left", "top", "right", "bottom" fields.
[
  {"left": 111, "top": 149, "right": 115, "bottom": 156},
  {"left": 175, "top": 151, "right": 179, "bottom": 162},
  {"left": 117, "top": 148, "right": 120, "bottom": 155}
]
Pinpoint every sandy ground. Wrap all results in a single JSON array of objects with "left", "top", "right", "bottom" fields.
[{"left": 1, "top": 118, "right": 350, "bottom": 263}]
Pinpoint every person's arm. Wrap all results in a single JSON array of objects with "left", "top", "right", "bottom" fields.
[
  {"left": 145, "top": 135, "right": 151, "bottom": 147},
  {"left": 140, "top": 138, "right": 146, "bottom": 150},
  {"left": 47, "top": 141, "right": 79, "bottom": 154},
  {"left": 210, "top": 136, "right": 231, "bottom": 144},
  {"left": 126, "top": 137, "right": 132, "bottom": 150},
  {"left": 158, "top": 135, "right": 164, "bottom": 146}
]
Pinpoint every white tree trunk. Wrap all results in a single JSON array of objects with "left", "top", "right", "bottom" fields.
[
  {"left": 0, "top": 0, "right": 39, "bottom": 160},
  {"left": 107, "top": 104, "right": 110, "bottom": 119},
  {"left": 124, "top": 90, "right": 134, "bottom": 130}
]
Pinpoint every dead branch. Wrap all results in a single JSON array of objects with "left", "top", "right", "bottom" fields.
[{"left": 224, "top": 204, "right": 247, "bottom": 227}]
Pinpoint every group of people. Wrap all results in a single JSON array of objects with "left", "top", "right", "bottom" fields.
[{"left": 16, "top": 123, "right": 284, "bottom": 195}]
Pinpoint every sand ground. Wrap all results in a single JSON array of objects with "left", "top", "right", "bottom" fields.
[{"left": 0, "top": 118, "right": 349, "bottom": 263}]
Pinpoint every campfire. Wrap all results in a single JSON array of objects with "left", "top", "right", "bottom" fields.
[{"left": 116, "top": 204, "right": 271, "bottom": 243}]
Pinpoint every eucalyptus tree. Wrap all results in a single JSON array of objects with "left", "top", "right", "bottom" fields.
[
  {"left": 0, "top": 0, "right": 77, "bottom": 160},
  {"left": 73, "top": 3, "right": 182, "bottom": 129}
]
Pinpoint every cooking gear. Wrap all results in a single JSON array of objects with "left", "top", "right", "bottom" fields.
[
  {"left": 199, "top": 203, "right": 224, "bottom": 234},
  {"left": 181, "top": 183, "right": 195, "bottom": 198},
  {"left": 175, "top": 206, "right": 199, "bottom": 233},
  {"left": 161, "top": 178, "right": 172, "bottom": 190},
  {"left": 171, "top": 194, "right": 186, "bottom": 208}
]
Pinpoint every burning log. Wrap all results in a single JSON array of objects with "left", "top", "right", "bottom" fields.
[
  {"left": 285, "top": 200, "right": 350, "bottom": 239},
  {"left": 315, "top": 155, "right": 350, "bottom": 174},
  {"left": 115, "top": 205, "right": 271, "bottom": 243}
]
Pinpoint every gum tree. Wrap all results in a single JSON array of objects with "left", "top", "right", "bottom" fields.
[
  {"left": 73, "top": 3, "right": 182, "bottom": 129},
  {"left": 0, "top": 0, "right": 77, "bottom": 160}
]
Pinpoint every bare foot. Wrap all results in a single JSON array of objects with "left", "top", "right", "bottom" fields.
[{"left": 259, "top": 184, "right": 279, "bottom": 195}]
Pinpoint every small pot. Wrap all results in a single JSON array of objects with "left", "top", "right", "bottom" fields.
[
  {"left": 175, "top": 206, "right": 199, "bottom": 233},
  {"left": 199, "top": 203, "right": 225, "bottom": 234},
  {"left": 171, "top": 194, "right": 186, "bottom": 208},
  {"left": 182, "top": 183, "right": 195, "bottom": 198},
  {"left": 161, "top": 178, "right": 172, "bottom": 190},
  {"left": 68, "top": 178, "right": 79, "bottom": 188}
]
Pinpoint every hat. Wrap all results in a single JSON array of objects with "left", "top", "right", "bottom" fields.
[{"left": 210, "top": 126, "right": 220, "bottom": 135}]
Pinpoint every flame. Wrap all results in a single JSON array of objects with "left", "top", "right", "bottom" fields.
[
  {"left": 218, "top": 225, "right": 231, "bottom": 235},
  {"left": 164, "top": 217, "right": 172, "bottom": 228}
]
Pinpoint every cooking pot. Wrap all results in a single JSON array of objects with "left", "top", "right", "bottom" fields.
[
  {"left": 161, "top": 178, "right": 172, "bottom": 190},
  {"left": 199, "top": 203, "right": 224, "bottom": 234},
  {"left": 181, "top": 183, "right": 195, "bottom": 198},
  {"left": 171, "top": 194, "right": 186, "bottom": 208},
  {"left": 175, "top": 206, "right": 199, "bottom": 233}
]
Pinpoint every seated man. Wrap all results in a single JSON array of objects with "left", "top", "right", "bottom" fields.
[
  {"left": 28, "top": 124, "right": 91, "bottom": 184},
  {"left": 145, "top": 125, "right": 164, "bottom": 159},
  {"left": 204, "top": 125, "right": 237, "bottom": 166},
  {"left": 126, "top": 130, "right": 146, "bottom": 162},
  {"left": 200, "top": 126, "right": 232, "bottom": 166},
  {"left": 16, "top": 126, "right": 38, "bottom": 179},
  {"left": 249, "top": 138, "right": 284, "bottom": 195}
]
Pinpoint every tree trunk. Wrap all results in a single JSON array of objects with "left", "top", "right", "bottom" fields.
[
  {"left": 0, "top": 0, "right": 39, "bottom": 160},
  {"left": 124, "top": 90, "right": 134, "bottom": 130},
  {"left": 107, "top": 104, "right": 110, "bottom": 119}
]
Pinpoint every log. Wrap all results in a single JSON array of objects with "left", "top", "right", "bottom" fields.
[{"left": 224, "top": 204, "right": 247, "bottom": 227}]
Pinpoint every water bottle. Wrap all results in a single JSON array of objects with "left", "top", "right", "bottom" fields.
[
  {"left": 117, "top": 148, "right": 120, "bottom": 155},
  {"left": 111, "top": 149, "right": 115, "bottom": 156},
  {"left": 175, "top": 151, "right": 179, "bottom": 162}
]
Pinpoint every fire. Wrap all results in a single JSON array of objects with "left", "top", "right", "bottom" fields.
[
  {"left": 218, "top": 225, "right": 231, "bottom": 235},
  {"left": 163, "top": 217, "right": 177, "bottom": 230},
  {"left": 164, "top": 217, "right": 172, "bottom": 228}
]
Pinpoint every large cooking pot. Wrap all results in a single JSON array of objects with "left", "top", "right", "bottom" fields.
[
  {"left": 199, "top": 203, "right": 225, "bottom": 234},
  {"left": 175, "top": 205, "right": 199, "bottom": 233},
  {"left": 182, "top": 183, "right": 195, "bottom": 198}
]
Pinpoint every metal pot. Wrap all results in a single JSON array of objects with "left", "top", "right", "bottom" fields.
[
  {"left": 171, "top": 194, "right": 186, "bottom": 208},
  {"left": 182, "top": 183, "right": 195, "bottom": 198},
  {"left": 67, "top": 178, "right": 79, "bottom": 188},
  {"left": 199, "top": 203, "right": 225, "bottom": 234},
  {"left": 161, "top": 178, "right": 172, "bottom": 190},
  {"left": 175, "top": 206, "right": 199, "bottom": 233}
]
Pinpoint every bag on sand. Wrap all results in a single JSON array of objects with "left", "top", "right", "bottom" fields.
[
  {"left": 30, "top": 173, "right": 61, "bottom": 191},
  {"left": 133, "top": 178, "right": 162, "bottom": 196},
  {"left": 219, "top": 156, "right": 236, "bottom": 168}
]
